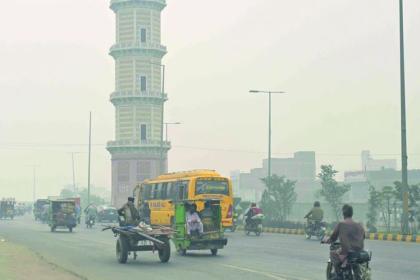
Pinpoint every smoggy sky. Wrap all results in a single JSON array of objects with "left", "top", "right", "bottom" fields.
[{"left": 1, "top": 0, "right": 419, "bottom": 201}]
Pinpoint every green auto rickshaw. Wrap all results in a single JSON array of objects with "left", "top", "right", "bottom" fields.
[
  {"left": 173, "top": 199, "right": 228, "bottom": 256},
  {"left": 48, "top": 199, "right": 77, "bottom": 232}
]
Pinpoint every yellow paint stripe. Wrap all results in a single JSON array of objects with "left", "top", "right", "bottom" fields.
[
  {"left": 396, "top": 234, "right": 402, "bottom": 241},
  {"left": 386, "top": 233, "right": 392, "bottom": 241},
  {"left": 406, "top": 235, "right": 412, "bottom": 242}
]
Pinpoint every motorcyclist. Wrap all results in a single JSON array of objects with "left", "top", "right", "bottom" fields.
[
  {"left": 84, "top": 204, "right": 97, "bottom": 225},
  {"left": 245, "top": 203, "right": 262, "bottom": 227},
  {"left": 304, "top": 201, "right": 324, "bottom": 231},
  {"left": 118, "top": 197, "right": 140, "bottom": 226},
  {"left": 324, "top": 204, "right": 365, "bottom": 279}
]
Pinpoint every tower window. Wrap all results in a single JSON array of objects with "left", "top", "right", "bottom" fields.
[
  {"left": 140, "top": 28, "right": 146, "bottom": 43},
  {"left": 140, "top": 124, "right": 147, "bottom": 141},
  {"left": 138, "top": 75, "right": 147, "bottom": 91}
]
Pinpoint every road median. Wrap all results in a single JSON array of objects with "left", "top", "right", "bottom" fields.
[{"left": 236, "top": 226, "right": 420, "bottom": 243}]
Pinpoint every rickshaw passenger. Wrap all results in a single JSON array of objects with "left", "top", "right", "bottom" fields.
[
  {"left": 200, "top": 201, "right": 215, "bottom": 231},
  {"left": 186, "top": 204, "right": 203, "bottom": 236}
]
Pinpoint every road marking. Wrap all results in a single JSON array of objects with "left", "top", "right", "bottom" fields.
[{"left": 221, "top": 264, "right": 301, "bottom": 280}]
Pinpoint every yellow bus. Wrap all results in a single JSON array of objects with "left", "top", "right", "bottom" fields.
[{"left": 133, "top": 170, "right": 233, "bottom": 228}]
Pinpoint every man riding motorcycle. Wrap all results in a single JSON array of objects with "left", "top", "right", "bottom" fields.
[
  {"left": 304, "top": 201, "right": 324, "bottom": 238},
  {"left": 244, "top": 203, "right": 264, "bottom": 235},
  {"left": 84, "top": 204, "right": 97, "bottom": 228},
  {"left": 324, "top": 204, "right": 366, "bottom": 280}
]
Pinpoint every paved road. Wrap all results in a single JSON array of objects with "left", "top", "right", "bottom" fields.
[{"left": 1, "top": 216, "right": 419, "bottom": 280}]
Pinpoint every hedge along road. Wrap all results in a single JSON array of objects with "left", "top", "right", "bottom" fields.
[{"left": 0, "top": 216, "right": 419, "bottom": 280}]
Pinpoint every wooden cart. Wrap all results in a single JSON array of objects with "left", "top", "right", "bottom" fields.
[{"left": 103, "top": 224, "right": 173, "bottom": 264}]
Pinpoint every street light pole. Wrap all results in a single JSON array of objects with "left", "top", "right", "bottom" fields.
[
  {"left": 398, "top": 0, "right": 409, "bottom": 235},
  {"left": 164, "top": 122, "right": 181, "bottom": 142},
  {"left": 87, "top": 112, "right": 92, "bottom": 206},
  {"left": 249, "top": 90, "right": 286, "bottom": 182},
  {"left": 159, "top": 64, "right": 166, "bottom": 174},
  {"left": 268, "top": 91, "right": 272, "bottom": 179}
]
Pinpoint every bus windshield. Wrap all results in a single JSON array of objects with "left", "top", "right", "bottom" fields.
[{"left": 195, "top": 179, "right": 229, "bottom": 195}]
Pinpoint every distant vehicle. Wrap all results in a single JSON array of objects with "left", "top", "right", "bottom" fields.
[
  {"left": 86, "top": 215, "right": 95, "bottom": 228},
  {"left": 324, "top": 242, "right": 372, "bottom": 280},
  {"left": 34, "top": 199, "right": 49, "bottom": 221},
  {"left": 244, "top": 214, "right": 264, "bottom": 236},
  {"left": 48, "top": 199, "right": 77, "bottom": 232},
  {"left": 0, "top": 198, "right": 15, "bottom": 220},
  {"left": 97, "top": 206, "right": 118, "bottom": 223},
  {"left": 305, "top": 221, "right": 326, "bottom": 240},
  {"left": 133, "top": 170, "right": 234, "bottom": 228},
  {"left": 172, "top": 199, "right": 228, "bottom": 256}
]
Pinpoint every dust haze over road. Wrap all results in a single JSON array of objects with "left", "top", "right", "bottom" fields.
[{"left": 1, "top": 216, "right": 419, "bottom": 280}]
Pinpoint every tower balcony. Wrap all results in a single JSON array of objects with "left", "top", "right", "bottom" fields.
[
  {"left": 110, "top": 0, "right": 166, "bottom": 12},
  {"left": 110, "top": 90, "right": 167, "bottom": 104},
  {"left": 110, "top": 42, "right": 167, "bottom": 58},
  {"left": 106, "top": 139, "right": 171, "bottom": 151}
]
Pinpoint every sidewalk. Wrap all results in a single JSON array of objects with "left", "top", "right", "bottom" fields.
[{"left": 0, "top": 237, "right": 82, "bottom": 280}]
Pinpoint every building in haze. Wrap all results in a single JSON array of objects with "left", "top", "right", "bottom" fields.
[
  {"left": 361, "top": 150, "right": 397, "bottom": 171},
  {"left": 106, "top": 0, "right": 169, "bottom": 207},
  {"left": 231, "top": 151, "right": 317, "bottom": 202}
]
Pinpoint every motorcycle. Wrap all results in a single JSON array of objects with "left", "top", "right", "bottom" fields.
[
  {"left": 86, "top": 215, "right": 95, "bottom": 229},
  {"left": 305, "top": 220, "right": 326, "bottom": 240},
  {"left": 244, "top": 214, "right": 264, "bottom": 236},
  {"left": 324, "top": 242, "right": 372, "bottom": 280}
]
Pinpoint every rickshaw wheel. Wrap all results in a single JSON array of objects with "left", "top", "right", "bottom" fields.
[
  {"left": 50, "top": 226, "right": 56, "bottom": 232},
  {"left": 177, "top": 249, "right": 187, "bottom": 256},
  {"left": 158, "top": 238, "right": 171, "bottom": 263},
  {"left": 116, "top": 236, "right": 129, "bottom": 264},
  {"left": 211, "top": 249, "right": 218, "bottom": 256}
]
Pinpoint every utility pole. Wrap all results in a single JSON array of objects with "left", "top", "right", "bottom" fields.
[
  {"left": 159, "top": 64, "right": 166, "bottom": 174},
  {"left": 249, "top": 90, "right": 286, "bottom": 184},
  {"left": 69, "top": 152, "right": 77, "bottom": 193},
  {"left": 27, "top": 165, "right": 39, "bottom": 202},
  {"left": 87, "top": 112, "right": 92, "bottom": 206},
  {"left": 399, "top": 0, "right": 409, "bottom": 235}
]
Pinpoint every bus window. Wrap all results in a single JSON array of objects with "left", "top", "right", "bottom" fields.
[
  {"left": 176, "top": 180, "right": 189, "bottom": 200},
  {"left": 142, "top": 184, "right": 152, "bottom": 200},
  {"left": 168, "top": 182, "right": 178, "bottom": 200},
  {"left": 151, "top": 183, "right": 161, "bottom": 199},
  {"left": 195, "top": 179, "right": 229, "bottom": 195},
  {"left": 161, "top": 183, "right": 168, "bottom": 199}
]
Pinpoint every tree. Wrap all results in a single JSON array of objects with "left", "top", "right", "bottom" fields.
[
  {"left": 366, "top": 184, "right": 381, "bottom": 233},
  {"left": 318, "top": 165, "right": 350, "bottom": 221},
  {"left": 260, "top": 175, "right": 297, "bottom": 223},
  {"left": 60, "top": 188, "right": 106, "bottom": 209},
  {"left": 393, "top": 181, "right": 420, "bottom": 233},
  {"left": 378, "top": 186, "right": 394, "bottom": 233}
]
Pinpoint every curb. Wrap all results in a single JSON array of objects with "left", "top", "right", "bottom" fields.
[{"left": 236, "top": 226, "right": 420, "bottom": 243}]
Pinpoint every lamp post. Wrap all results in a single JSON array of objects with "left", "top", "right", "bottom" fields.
[
  {"left": 398, "top": 0, "right": 409, "bottom": 235},
  {"left": 151, "top": 63, "right": 166, "bottom": 174},
  {"left": 164, "top": 122, "right": 181, "bottom": 142},
  {"left": 249, "top": 90, "right": 286, "bottom": 182}
]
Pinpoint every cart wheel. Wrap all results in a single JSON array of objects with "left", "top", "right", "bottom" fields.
[
  {"left": 211, "top": 249, "right": 218, "bottom": 256},
  {"left": 158, "top": 238, "right": 171, "bottom": 263},
  {"left": 69, "top": 227, "right": 73, "bottom": 233},
  {"left": 116, "top": 236, "right": 129, "bottom": 264},
  {"left": 177, "top": 249, "right": 187, "bottom": 256}
]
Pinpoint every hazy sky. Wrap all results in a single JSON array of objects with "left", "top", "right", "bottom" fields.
[{"left": 1, "top": 0, "right": 419, "bottom": 200}]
